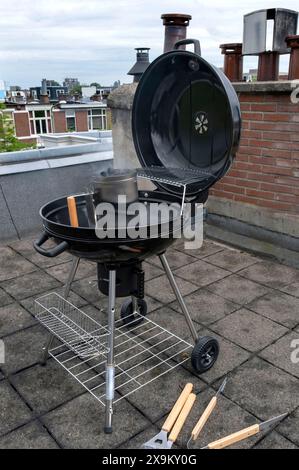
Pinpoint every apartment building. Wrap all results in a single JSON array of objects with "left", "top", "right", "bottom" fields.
[{"left": 5, "top": 102, "right": 112, "bottom": 143}]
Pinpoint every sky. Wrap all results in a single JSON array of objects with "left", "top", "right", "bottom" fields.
[{"left": 0, "top": 0, "right": 298, "bottom": 88}]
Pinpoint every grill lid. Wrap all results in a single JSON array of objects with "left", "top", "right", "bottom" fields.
[{"left": 132, "top": 39, "right": 241, "bottom": 199}]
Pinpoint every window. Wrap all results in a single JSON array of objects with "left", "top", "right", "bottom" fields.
[
  {"left": 66, "top": 109, "right": 76, "bottom": 132},
  {"left": 29, "top": 109, "right": 51, "bottom": 135},
  {"left": 88, "top": 108, "right": 107, "bottom": 130},
  {"left": 56, "top": 89, "right": 65, "bottom": 97}
]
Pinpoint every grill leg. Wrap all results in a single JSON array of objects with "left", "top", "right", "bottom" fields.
[
  {"left": 40, "top": 257, "right": 80, "bottom": 366},
  {"left": 159, "top": 253, "right": 199, "bottom": 343},
  {"left": 64, "top": 257, "right": 80, "bottom": 299},
  {"left": 104, "top": 269, "right": 116, "bottom": 434},
  {"left": 131, "top": 295, "right": 138, "bottom": 314}
]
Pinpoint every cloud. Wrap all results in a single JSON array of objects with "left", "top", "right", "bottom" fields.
[{"left": 0, "top": 0, "right": 297, "bottom": 86}]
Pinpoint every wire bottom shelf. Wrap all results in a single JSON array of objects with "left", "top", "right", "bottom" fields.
[{"left": 35, "top": 293, "right": 193, "bottom": 406}]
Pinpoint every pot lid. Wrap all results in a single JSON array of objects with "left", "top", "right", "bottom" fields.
[{"left": 132, "top": 40, "right": 241, "bottom": 199}]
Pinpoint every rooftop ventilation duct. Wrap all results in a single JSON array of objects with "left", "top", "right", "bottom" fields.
[{"left": 127, "top": 48, "right": 150, "bottom": 82}]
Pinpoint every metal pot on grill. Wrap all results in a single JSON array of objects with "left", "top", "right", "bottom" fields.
[{"left": 91, "top": 169, "right": 138, "bottom": 205}]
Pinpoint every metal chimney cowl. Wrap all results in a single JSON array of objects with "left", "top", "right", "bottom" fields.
[
  {"left": 127, "top": 48, "right": 150, "bottom": 83},
  {"left": 40, "top": 78, "right": 50, "bottom": 104},
  {"left": 243, "top": 8, "right": 298, "bottom": 81},
  {"left": 161, "top": 13, "right": 192, "bottom": 52}
]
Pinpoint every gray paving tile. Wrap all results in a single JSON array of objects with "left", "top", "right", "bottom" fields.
[
  {"left": 175, "top": 240, "right": 225, "bottom": 259},
  {"left": 0, "top": 246, "right": 37, "bottom": 282},
  {"left": 280, "top": 281, "right": 299, "bottom": 298},
  {"left": 224, "top": 357, "right": 299, "bottom": 420},
  {"left": 169, "top": 288, "right": 239, "bottom": 326},
  {"left": 238, "top": 260, "right": 299, "bottom": 289},
  {"left": 142, "top": 296, "right": 163, "bottom": 313},
  {"left": 45, "top": 260, "right": 95, "bottom": 283},
  {"left": 0, "top": 287, "right": 13, "bottom": 308},
  {"left": 277, "top": 407, "right": 299, "bottom": 447},
  {"left": 206, "top": 274, "right": 270, "bottom": 305},
  {"left": 204, "top": 249, "right": 259, "bottom": 273},
  {"left": 173, "top": 388, "right": 259, "bottom": 449},
  {"left": 1, "top": 270, "right": 61, "bottom": 300},
  {"left": 20, "top": 287, "right": 88, "bottom": 312},
  {"left": 125, "top": 366, "right": 204, "bottom": 423},
  {"left": 259, "top": 331, "right": 299, "bottom": 378},
  {"left": 118, "top": 425, "right": 160, "bottom": 449},
  {"left": 43, "top": 393, "right": 150, "bottom": 448},
  {"left": 149, "top": 250, "right": 198, "bottom": 270},
  {"left": 146, "top": 306, "right": 195, "bottom": 341},
  {"left": 184, "top": 328, "right": 250, "bottom": 384},
  {"left": 247, "top": 291, "right": 299, "bottom": 329},
  {"left": 0, "top": 421, "right": 59, "bottom": 449},
  {"left": 9, "top": 237, "right": 72, "bottom": 268},
  {"left": 254, "top": 431, "right": 298, "bottom": 449},
  {"left": 211, "top": 308, "right": 288, "bottom": 352},
  {"left": 12, "top": 360, "right": 84, "bottom": 414},
  {"left": 82, "top": 301, "right": 163, "bottom": 336},
  {"left": 71, "top": 275, "right": 104, "bottom": 306},
  {"left": 1, "top": 324, "right": 49, "bottom": 374},
  {"left": 0, "top": 381, "right": 32, "bottom": 436},
  {"left": 0, "top": 303, "right": 36, "bottom": 337},
  {"left": 145, "top": 274, "right": 198, "bottom": 304},
  {"left": 143, "top": 262, "right": 164, "bottom": 281},
  {"left": 174, "top": 260, "right": 230, "bottom": 288}
]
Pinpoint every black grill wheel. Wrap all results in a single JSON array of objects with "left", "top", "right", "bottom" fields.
[
  {"left": 121, "top": 298, "right": 147, "bottom": 327},
  {"left": 191, "top": 336, "right": 219, "bottom": 373}
]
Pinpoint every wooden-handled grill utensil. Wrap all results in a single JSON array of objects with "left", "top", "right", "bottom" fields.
[
  {"left": 67, "top": 196, "right": 79, "bottom": 228},
  {"left": 187, "top": 377, "right": 227, "bottom": 449},
  {"left": 201, "top": 413, "right": 287, "bottom": 449},
  {"left": 142, "top": 383, "right": 196, "bottom": 449}
]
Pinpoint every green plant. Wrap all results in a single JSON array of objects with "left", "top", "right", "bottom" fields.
[
  {"left": 0, "top": 104, "right": 36, "bottom": 153},
  {"left": 90, "top": 82, "right": 101, "bottom": 88},
  {"left": 69, "top": 84, "right": 82, "bottom": 95}
]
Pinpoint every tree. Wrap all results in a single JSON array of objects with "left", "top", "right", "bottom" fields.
[
  {"left": 47, "top": 80, "right": 60, "bottom": 86},
  {"left": 69, "top": 84, "right": 82, "bottom": 95},
  {"left": 90, "top": 82, "right": 101, "bottom": 88},
  {"left": 0, "top": 104, "right": 35, "bottom": 153}
]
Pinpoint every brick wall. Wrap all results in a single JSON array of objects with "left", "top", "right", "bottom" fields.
[
  {"left": 75, "top": 110, "right": 88, "bottom": 131},
  {"left": 53, "top": 110, "right": 67, "bottom": 133},
  {"left": 210, "top": 91, "right": 299, "bottom": 214},
  {"left": 14, "top": 111, "right": 31, "bottom": 137}
]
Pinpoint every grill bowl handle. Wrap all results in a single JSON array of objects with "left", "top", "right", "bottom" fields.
[
  {"left": 34, "top": 233, "right": 69, "bottom": 258},
  {"left": 173, "top": 39, "right": 201, "bottom": 56}
]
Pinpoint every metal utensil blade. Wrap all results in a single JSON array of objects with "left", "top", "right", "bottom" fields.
[
  {"left": 259, "top": 413, "right": 288, "bottom": 433},
  {"left": 216, "top": 377, "right": 227, "bottom": 396},
  {"left": 142, "top": 430, "right": 168, "bottom": 449}
]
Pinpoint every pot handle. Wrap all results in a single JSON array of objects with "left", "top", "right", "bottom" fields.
[
  {"left": 33, "top": 232, "right": 69, "bottom": 258},
  {"left": 173, "top": 38, "right": 201, "bottom": 56}
]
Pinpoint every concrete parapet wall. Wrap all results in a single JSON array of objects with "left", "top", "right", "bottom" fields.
[
  {"left": 108, "top": 84, "right": 139, "bottom": 170},
  {"left": 0, "top": 159, "right": 113, "bottom": 243}
]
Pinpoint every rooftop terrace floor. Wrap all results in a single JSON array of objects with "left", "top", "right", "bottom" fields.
[{"left": 0, "top": 235, "right": 299, "bottom": 449}]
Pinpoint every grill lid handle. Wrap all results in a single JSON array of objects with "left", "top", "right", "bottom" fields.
[
  {"left": 34, "top": 232, "right": 69, "bottom": 258},
  {"left": 173, "top": 38, "right": 201, "bottom": 56}
]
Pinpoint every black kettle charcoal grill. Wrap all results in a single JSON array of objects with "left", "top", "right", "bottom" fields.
[{"left": 33, "top": 39, "right": 241, "bottom": 433}]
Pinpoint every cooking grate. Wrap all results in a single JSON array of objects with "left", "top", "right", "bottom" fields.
[
  {"left": 35, "top": 292, "right": 193, "bottom": 405},
  {"left": 137, "top": 166, "right": 216, "bottom": 214},
  {"left": 137, "top": 166, "right": 215, "bottom": 187}
]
